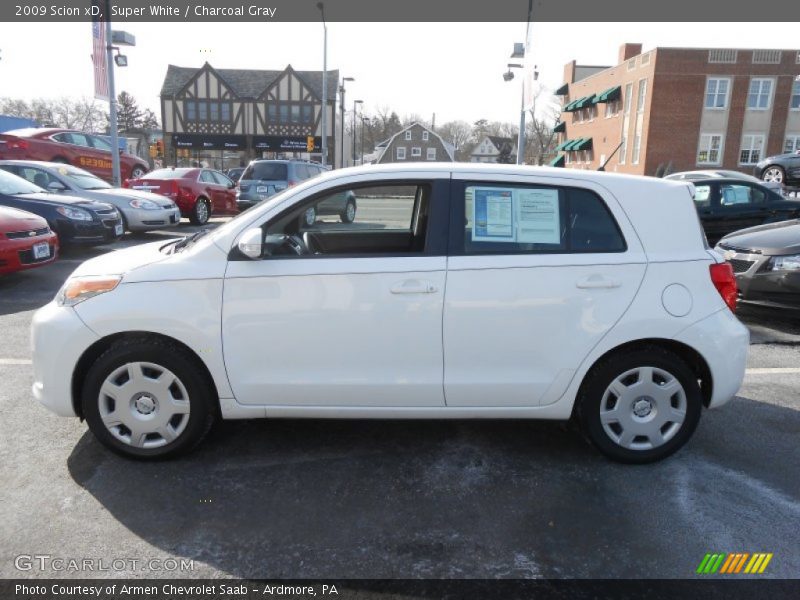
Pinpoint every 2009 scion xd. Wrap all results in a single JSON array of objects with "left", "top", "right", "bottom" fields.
[{"left": 31, "top": 164, "right": 748, "bottom": 463}]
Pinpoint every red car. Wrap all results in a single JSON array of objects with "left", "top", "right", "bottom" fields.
[
  {"left": 0, "top": 206, "right": 59, "bottom": 275},
  {"left": 123, "top": 167, "right": 238, "bottom": 225},
  {"left": 0, "top": 128, "right": 149, "bottom": 183}
]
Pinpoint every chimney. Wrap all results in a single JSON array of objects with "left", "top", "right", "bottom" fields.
[
  {"left": 563, "top": 60, "right": 576, "bottom": 85},
  {"left": 619, "top": 43, "right": 643, "bottom": 64}
]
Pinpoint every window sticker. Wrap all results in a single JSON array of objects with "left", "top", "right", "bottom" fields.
[
  {"left": 516, "top": 189, "right": 560, "bottom": 244},
  {"left": 472, "top": 188, "right": 514, "bottom": 240}
]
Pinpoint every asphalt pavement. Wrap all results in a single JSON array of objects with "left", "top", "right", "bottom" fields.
[{"left": 0, "top": 222, "right": 798, "bottom": 580}]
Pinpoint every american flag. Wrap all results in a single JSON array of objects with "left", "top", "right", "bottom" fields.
[{"left": 92, "top": 6, "right": 109, "bottom": 101}]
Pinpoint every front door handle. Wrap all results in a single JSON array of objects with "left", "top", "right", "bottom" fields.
[
  {"left": 390, "top": 279, "right": 438, "bottom": 294},
  {"left": 576, "top": 275, "right": 621, "bottom": 289}
]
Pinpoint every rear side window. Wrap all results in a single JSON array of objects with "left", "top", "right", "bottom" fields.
[
  {"left": 242, "top": 162, "right": 288, "bottom": 182},
  {"left": 459, "top": 183, "right": 625, "bottom": 254},
  {"left": 719, "top": 183, "right": 765, "bottom": 206},
  {"left": 294, "top": 164, "right": 310, "bottom": 180}
]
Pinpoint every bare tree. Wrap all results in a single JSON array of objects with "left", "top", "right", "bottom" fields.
[
  {"left": 524, "top": 91, "right": 561, "bottom": 165},
  {"left": 1, "top": 96, "right": 108, "bottom": 132},
  {"left": 437, "top": 120, "right": 473, "bottom": 161}
]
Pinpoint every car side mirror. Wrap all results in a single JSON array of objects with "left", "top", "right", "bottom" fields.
[
  {"left": 47, "top": 181, "right": 67, "bottom": 192},
  {"left": 228, "top": 181, "right": 236, "bottom": 189},
  {"left": 237, "top": 227, "right": 263, "bottom": 259}
]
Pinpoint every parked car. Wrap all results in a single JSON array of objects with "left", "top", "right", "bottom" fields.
[
  {"left": 31, "top": 165, "right": 748, "bottom": 463},
  {"left": 664, "top": 169, "right": 783, "bottom": 192},
  {"left": 755, "top": 150, "right": 800, "bottom": 186},
  {"left": 715, "top": 219, "right": 800, "bottom": 311},
  {"left": 124, "top": 167, "right": 237, "bottom": 225},
  {"left": 0, "top": 161, "right": 180, "bottom": 232},
  {"left": 0, "top": 128, "right": 149, "bottom": 183},
  {"left": 0, "top": 169, "right": 123, "bottom": 245},
  {"left": 0, "top": 206, "right": 58, "bottom": 275},
  {"left": 689, "top": 177, "right": 800, "bottom": 245},
  {"left": 225, "top": 167, "right": 245, "bottom": 182}
]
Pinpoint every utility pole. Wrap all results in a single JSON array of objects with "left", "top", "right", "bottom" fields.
[
  {"left": 104, "top": 0, "right": 121, "bottom": 186},
  {"left": 352, "top": 99, "right": 362, "bottom": 165}
]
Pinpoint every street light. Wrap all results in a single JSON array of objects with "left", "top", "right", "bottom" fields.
[
  {"left": 505, "top": 45, "right": 526, "bottom": 165},
  {"left": 352, "top": 99, "right": 363, "bottom": 165},
  {"left": 316, "top": 2, "right": 328, "bottom": 167},
  {"left": 360, "top": 115, "right": 369, "bottom": 166},
  {"left": 339, "top": 77, "right": 354, "bottom": 168}
]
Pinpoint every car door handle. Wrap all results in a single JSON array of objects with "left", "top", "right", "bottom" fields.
[
  {"left": 576, "top": 275, "right": 621, "bottom": 289},
  {"left": 390, "top": 280, "right": 438, "bottom": 294}
]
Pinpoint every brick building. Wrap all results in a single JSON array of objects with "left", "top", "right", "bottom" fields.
[{"left": 552, "top": 43, "right": 800, "bottom": 176}]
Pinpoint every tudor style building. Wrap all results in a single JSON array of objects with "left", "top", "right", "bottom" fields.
[{"left": 160, "top": 62, "right": 339, "bottom": 170}]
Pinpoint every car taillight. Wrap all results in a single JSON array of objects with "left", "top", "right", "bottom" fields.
[
  {"left": 122, "top": 179, "right": 130, "bottom": 188},
  {"left": 7, "top": 139, "right": 28, "bottom": 150},
  {"left": 288, "top": 180, "right": 297, "bottom": 187},
  {"left": 710, "top": 262, "right": 737, "bottom": 312}
]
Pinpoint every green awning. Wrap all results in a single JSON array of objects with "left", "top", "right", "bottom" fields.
[
  {"left": 563, "top": 99, "right": 578, "bottom": 112},
  {"left": 571, "top": 137, "right": 593, "bottom": 151},
  {"left": 555, "top": 139, "right": 573, "bottom": 151},
  {"left": 549, "top": 154, "right": 565, "bottom": 167},
  {"left": 572, "top": 96, "right": 592, "bottom": 110},
  {"left": 596, "top": 86, "right": 621, "bottom": 103},
  {"left": 590, "top": 93, "right": 602, "bottom": 105},
  {"left": 553, "top": 121, "right": 566, "bottom": 133},
  {"left": 563, "top": 138, "right": 583, "bottom": 151},
  {"left": 555, "top": 83, "right": 569, "bottom": 96}
]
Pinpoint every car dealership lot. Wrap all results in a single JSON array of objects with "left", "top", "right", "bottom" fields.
[{"left": 1, "top": 222, "right": 799, "bottom": 578}]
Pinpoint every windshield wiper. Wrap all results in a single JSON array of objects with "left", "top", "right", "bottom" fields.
[{"left": 172, "top": 228, "right": 210, "bottom": 253}]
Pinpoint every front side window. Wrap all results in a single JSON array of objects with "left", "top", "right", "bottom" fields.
[
  {"left": 739, "top": 134, "right": 765, "bottom": 164},
  {"left": 705, "top": 78, "right": 730, "bottom": 109},
  {"left": 747, "top": 78, "right": 773, "bottom": 109},
  {"left": 264, "top": 183, "right": 430, "bottom": 257},
  {"left": 460, "top": 183, "right": 625, "bottom": 255},
  {"left": 697, "top": 134, "right": 723, "bottom": 165},
  {"left": 89, "top": 135, "right": 112, "bottom": 151},
  {"left": 719, "top": 183, "right": 766, "bottom": 206},
  {"left": 199, "top": 170, "right": 216, "bottom": 183}
]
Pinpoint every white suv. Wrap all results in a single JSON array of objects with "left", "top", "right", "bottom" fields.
[{"left": 31, "top": 164, "right": 748, "bottom": 462}]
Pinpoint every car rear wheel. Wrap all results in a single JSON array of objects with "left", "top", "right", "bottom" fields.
[
  {"left": 577, "top": 347, "right": 702, "bottom": 463},
  {"left": 130, "top": 165, "right": 147, "bottom": 179},
  {"left": 190, "top": 197, "right": 210, "bottom": 225},
  {"left": 341, "top": 199, "right": 357, "bottom": 224},
  {"left": 302, "top": 206, "right": 316, "bottom": 227},
  {"left": 762, "top": 166, "right": 785, "bottom": 184},
  {"left": 82, "top": 338, "right": 217, "bottom": 459}
]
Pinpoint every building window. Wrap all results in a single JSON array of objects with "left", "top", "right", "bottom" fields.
[
  {"left": 184, "top": 101, "right": 196, "bottom": 121},
  {"left": 797, "top": 51, "right": 800, "bottom": 64},
  {"left": 752, "top": 49, "right": 781, "bottom": 64},
  {"left": 221, "top": 103, "right": 231, "bottom": 122},
  {"left": 641, "top": 52, "right": 651, "bottom": 66},
  {"left": 291, "top": 105, "right": 301, "bottom": 123},
  {"left": 422, "top": 131, "right": 429, "bottom": 141},
  {"left": 627, "top": 58, "right": 636, "bottom": 71},
  {"left": 198, "top": 102, "right": 208, "bottom": 121},
  {"left": 636, "top": 79, "right": 647, "bottom": 114},
  {"left": 268, "top": 105, "right": 277, "bottom": 121},
  {"left": 791, "top": 81, "right": 800, "bottom": 109},
  {"left": 747, "top": 79, "right": 773, "bottom": 110},
  {"left": 303, "top": 105, "right": 313, "bottom": 123},
  {"left": 697, "top": 134, "right": 723, "bottom": 165},
  {"left": 708, "top": 49, "right": 737, "bottom": 64},
  {"left": 623, "top": 83, "right": 633, "bottom": 115},
  {"left": 605, "top": 99, "right": 620, "bottom": 117},
  {"left": 784, "top": 136, "right": 800, "bottom": 153},
  {"left": 279, "top": 105, "right": 289, "bottom": 122},
  {"left": 405, "top": 131, "right": 412, "bottom": 140},
  {"left": 411, "top": 147, "right": 422, "bottom": 157},
  {"left": 740, "top": 135, "right": 765, "bottom": 164},
  {"left": 209, "top": 102, "right": 219, "bottom": 121},
  {"left": 396, "top": 146, "right": 406, "bottom": 160},
  {"left": 705, "top": 78, "right": 730, "bottom": 109},
  {"left": 632, "top": 133, "right": 641, "bottom": 164},
  {"left": 427, "top": 147, "right": 436, "bottom": 160}
]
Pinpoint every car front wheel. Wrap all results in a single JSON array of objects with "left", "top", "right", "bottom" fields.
[
  {"left": 762, "top": 166, "right": 785, "bottom": 184},
  {"left": 82, "top": 338, "right": 217, "bottom": 459},
  {"left": 577, "top": 347, "right": 702, "bottom": 463},
  {"left": 190, "top": 197, "right": 210, "bottom": 225},
  {"left": 130, "top": 165, "right": 147, "bottom": 179}
]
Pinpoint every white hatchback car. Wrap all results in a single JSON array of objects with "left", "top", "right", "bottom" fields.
[{"left": 31, "top": 164, "right": 749, "bottom": 462}]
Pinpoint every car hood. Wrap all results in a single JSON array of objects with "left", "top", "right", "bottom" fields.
[
  {"left": 88, "top": 188, "right": 176, "bottom": 208},
  {"left": 0, "top": 205, "right": 46, "bottom": 233},
  {"left": 70, "top": 240, "right": 173, "bottom": 278},
  {"left": 719, "top": 219, "right": 800, "bottom": 255},
  {"left": 761, "top": 152, "right": 799, "bottom": 163},
  {"left": 11, "top": 192, "right": 113, "bottom": 211}
]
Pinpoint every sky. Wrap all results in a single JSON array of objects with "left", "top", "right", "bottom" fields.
[{"left": 0, "top": 21, "right": 799, "bottom": 126}]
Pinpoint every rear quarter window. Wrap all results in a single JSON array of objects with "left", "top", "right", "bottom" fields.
[{"left": 243, "top": 163, "right": 288, "bottom": 182}]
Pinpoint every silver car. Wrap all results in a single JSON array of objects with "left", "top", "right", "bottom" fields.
[{"left": 0, "top": 160, "right": 181, "bottom": 232}]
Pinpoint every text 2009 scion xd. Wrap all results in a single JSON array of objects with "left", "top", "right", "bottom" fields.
[{"left": 31, "top": 164, "right": 748, "bottom": 463}]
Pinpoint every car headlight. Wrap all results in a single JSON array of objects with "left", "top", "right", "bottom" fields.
[
  {"left": 56, "top": 275, "right": 122, "bottom": 307},
  {"left": 129, "top": 198, "right": 159, "bottom": 210},
  {"left": 55, "top": 206, "right": 92, "bottom": 221},
  {"left": 770, "top": 254, "right": 800, "bottom": 271}
]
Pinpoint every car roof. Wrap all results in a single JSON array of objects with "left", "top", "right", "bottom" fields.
[
  {"left": 2, "top": 128, "right": 65, "bottom": 138},
  {"left": 0, "top": 159, "right": 90, "bottom": 171}
]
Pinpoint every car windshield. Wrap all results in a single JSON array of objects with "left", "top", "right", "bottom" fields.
[
  {"left": 58, "top": 165, "right": 112, "bottom": 190},
  {"left": 143, "top": 168, "right": 192, "bottom": 180},
  {"left": 242, "top": 163, "right": 288, "bottom": 181},
  {"left": 0, "top": 168, "right": 44, "bottom": 195}
]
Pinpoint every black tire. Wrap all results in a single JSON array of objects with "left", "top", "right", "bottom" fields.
[
  {"left": 301, "top": 206, "right": 316, "bottom": 228},
  {"left": 340, "top": 199, "right": 357, "bottom": 224},
  {"left": 190, "top": 197, "right": 210, "bottom": 225},
  {"left": 761, "top": 165, "right": 785, "bottom": 185},
  {"left": 81, "top": 337, "right": 217, "bottom": 459},
  {"left": 576, "top": 346, "right": 702, "bottom": 464}
]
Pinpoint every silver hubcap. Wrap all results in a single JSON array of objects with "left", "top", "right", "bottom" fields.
[
  {"left": 132, "top": 168, "right": 145, "bottom": 179},
  {"left": 600, "top": 366, "right": 687, "bottom": 451},
  {"left": 763, "top": 168, "right": 783, "bottom": 183},
  {"left": 346, "top": 203, "right": 355, "bottom": 221},
  {"left": 98, "top": 362, "right": 191, "bottom": 449},
  {"left": 197, "top": 201, "right": 208, "bottom": 222}
]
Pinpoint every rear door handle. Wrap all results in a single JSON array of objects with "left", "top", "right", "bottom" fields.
[
  {"left": 390, "top": 279, "right": 438, "bottom": 294},
  {"left": 576, "top": 275, "right": 621, "bottom": 289}
]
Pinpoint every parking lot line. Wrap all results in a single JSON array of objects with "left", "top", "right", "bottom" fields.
[{"left": 0, "top": 358, "right": 32, "bottom": 365}]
